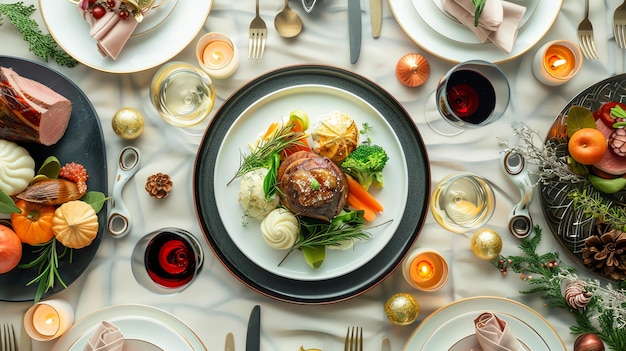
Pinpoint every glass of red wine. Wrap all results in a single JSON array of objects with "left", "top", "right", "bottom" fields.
[
  {"left": 425, "top": 60, "right": 510, "bottom": 136},
  {"left": 131, "top": 227, "right": 204, "bottom": 295}
]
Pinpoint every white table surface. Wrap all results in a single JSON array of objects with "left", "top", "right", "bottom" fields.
[{"left": 1, "top": 0, "right": 624, "bottom": 350}]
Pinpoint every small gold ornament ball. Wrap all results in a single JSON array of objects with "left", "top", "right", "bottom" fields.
[
  {"left": 471, "top": 228, "right": 503, "bottom": 260},
  {"left": 384, "top": 293, "right": 419, "bottom": 325},
  {"left": 112, "top": 107, "right": 145, "bottom": 140}
]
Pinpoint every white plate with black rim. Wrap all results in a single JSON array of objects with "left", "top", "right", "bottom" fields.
[{"left": 194, "top": 65, "right": 430, "bottom": 304}]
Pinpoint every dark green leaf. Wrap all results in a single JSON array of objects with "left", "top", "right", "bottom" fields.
[
  {"left": 0, "top": 189, "right": 19, "bottom": 214},
  {"left": 472, "top": 0, "right": 486, "bottom": 27},
  {"left": 567, "top": 106, "right": 596, "bottom": 137},
  {"left": 37, "top": 156, "right": 60, "bottom": 179},
  {"left": 81, "top": 191, "right": 109, "bottom": 214}
]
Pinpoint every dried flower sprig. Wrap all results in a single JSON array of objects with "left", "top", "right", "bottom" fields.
[
  {"left": 494, "top": 225, "right": 626, "bottom": 351},
  {"left": 497, "top": 122, "right": 586, "bottom": 186}
]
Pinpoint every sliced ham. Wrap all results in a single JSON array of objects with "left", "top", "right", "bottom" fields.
[
  {"left": 593, "top": 118, "right": 626, "bottom": 175},
  {"left": 0, "top": 66, "right": 71, "bottom": 146}
]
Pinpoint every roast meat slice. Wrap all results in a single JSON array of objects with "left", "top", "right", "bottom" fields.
[
  {"left": 277, "top": 151, "right": 348, "bottom": 221},
  {"left": 0, "top": 67, "right": 72, "bottom": 146},
  {"left": 593, "top": 118, "right": 626, "bottom": 176}
]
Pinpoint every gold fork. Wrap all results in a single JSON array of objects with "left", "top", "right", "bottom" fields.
[
  {"left": 344, "top": 327, "right": 363, "bottom": 351},
  {"left": 1, "top": 324, "right": 19, "bottom": 351},
  {"left": 577, "top": 0, "right": 599, "bottom": 59},
  {"left": 248, "top": 0, "right": 267, "bottom": 60},
  {"left": 614, "top": 0, "right": 626, "bottom": 48}
]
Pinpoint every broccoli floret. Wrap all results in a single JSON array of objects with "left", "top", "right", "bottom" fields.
[{"left": 340, "top": 144, "right": 389, "bottom": 190}]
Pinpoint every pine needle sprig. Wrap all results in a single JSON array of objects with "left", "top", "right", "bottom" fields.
[
  {"left": 0, "top": 2, "right": 78, "bottom": 67},
  {"left": 494, "top": 225, "right": 626, "bottom": 350}
]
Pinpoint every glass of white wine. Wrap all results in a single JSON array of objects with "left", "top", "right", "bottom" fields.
[
  {"left": 150, "top": 61, "right": 215, "bottom": 128},
  {"left": 430, "top": 172, "right": 496, "bottom": 234}
]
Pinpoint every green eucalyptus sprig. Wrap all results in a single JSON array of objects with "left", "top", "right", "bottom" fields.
[
  {"left": 0, "top": 2, "right": 78, "bottom": 67},
  {"left": 493, "top": 226, "right": 626, "bottom": 351}
]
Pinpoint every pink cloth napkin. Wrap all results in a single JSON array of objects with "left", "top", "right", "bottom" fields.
[
  {"left": 441, "top": 0, "right": 526, "bottom": 54},
  {"left": 84, "top": 321, "right": 125, "bottom": 351},
  {"left": 77, "top": 0, "right": 140, "bottom": 60},
  {"left": 471, "top": 312, "right": 524, "bottom": 351}
]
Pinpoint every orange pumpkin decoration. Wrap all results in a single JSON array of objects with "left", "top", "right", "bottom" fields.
[{"left": 11, "top": 199, "right": 55, "bottom": 245}]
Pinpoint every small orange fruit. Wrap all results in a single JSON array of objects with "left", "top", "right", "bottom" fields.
[
  {"left": 568, "top": 128, "right": 608, "bottom": 165},
  {"left": 0, "top": 224, "right": 22, "bottom": 274}
]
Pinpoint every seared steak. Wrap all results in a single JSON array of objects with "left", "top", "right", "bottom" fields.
[
  {"left": 0, "top": 67, "right": 72, "bottom": 146},
  {"left": 277, "top": 151, "right": 348, "bottom": 221}
]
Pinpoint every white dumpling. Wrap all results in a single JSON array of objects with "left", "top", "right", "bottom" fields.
[{"left": 0, "top": 139, "right": 35, "bottom": 195}]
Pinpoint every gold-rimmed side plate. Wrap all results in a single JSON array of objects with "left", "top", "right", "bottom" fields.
[{"left": 39, "top": 0, "right": 212, "bottom": 73}]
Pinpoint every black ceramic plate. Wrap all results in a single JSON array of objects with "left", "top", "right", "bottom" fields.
[
  {"left": 540, "top": 74, "right": 626, "bottom": 282},
  {"left": 193, "top": 65, "right": 429, "bottom": 304},
  {"left": 0, "top": 56, "right": 107, "bottom": 301}
]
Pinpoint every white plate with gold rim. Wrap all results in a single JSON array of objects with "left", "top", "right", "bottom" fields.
[
  {"left": 403, "top": 297, "right": 566, "bottom": 350},
  {"left": 413, "top": 0, "right": 539, "bottom": 44},
  {"left": 389, "top": 0, "right": 562, "bottom": 63},
  {"left": 39, "top": 0, "right": 212, "bottom": 73},
  {"left": 51, "top": 305, "right": 207, "bottom": 351}
]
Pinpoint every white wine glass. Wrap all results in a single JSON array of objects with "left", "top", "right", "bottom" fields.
[
  {"left": 131, "top": 227, "right": 205, "bottom": 295},
  {"left": 424, "top": 60, "right": 510, "bottom": 136},
  {"left": 430, "top": 172, "right": 496, "bottom": 234},
  {"left": 150, "top": 61, "right": 215, "bottom": 137}
]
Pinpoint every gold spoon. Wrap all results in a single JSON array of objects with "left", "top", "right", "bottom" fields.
[{"left": 275, "top": 0, "right": 303, "bottom": 38}]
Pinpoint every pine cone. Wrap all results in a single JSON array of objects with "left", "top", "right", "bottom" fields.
[
  {"left": 145, "top": 172, "right": 173, "bottom": 199},
  {"left": 581, "top": 229, "right": 626, "bottom": 280}
]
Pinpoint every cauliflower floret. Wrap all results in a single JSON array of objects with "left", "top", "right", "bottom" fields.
[{"left": 238, "top": 168, "right": 279, "bottom": 223}]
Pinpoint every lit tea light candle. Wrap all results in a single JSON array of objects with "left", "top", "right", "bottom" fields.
[
  {"left": 532, "top": 40, "right": 582, "bottom": 86},
  {"left": 196, "top": 32, "right": 239, "bottom": 79},
  {"left": 32, "top": 304, "right": 59, "bottom": 336},
  {"left": 402, "top": 248, "right": 449, "bottom": 292},
  {"left": 24, "top": 299, "right": 74, "bottom": 341}
]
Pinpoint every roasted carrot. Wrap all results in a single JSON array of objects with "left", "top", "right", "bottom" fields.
[
  {"left": 346, "top": 175, "right": 383, "bottom": 212},
  {"left": 347, "top": 193, "right": 377, "bottom": 221},
  {"left": 262, "top": 122, "right": 279, "bottom": 140}
]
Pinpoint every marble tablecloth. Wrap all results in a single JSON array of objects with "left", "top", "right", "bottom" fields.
[{"left": 1, "top": 0, "right": 624, "bottom": 350}]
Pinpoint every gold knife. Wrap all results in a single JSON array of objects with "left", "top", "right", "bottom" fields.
[
  {"left": 382, "top": 337, "right": 391, "bottom": 351},
  {"left": 370, "top": 0, "right": 382, "bottom": 38},
  {"left": 225, "top": 332, "right": 235, "bottom": 351}
]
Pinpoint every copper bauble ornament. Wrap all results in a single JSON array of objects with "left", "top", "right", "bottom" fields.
[
  {"left": 574, "top": 333, "right": 605, "bottom": 351},
  {"left": 395, "top": 53, "right": 430, "bottom": 87},
  {"left": 384, "top": 293, "right": 419, "bottom": 325},
  {"left": 471, "top": 228, "right": 502, "bottom": 260},
  {"left": 112, "top": 107, "right": 145, "bottom": 140}
]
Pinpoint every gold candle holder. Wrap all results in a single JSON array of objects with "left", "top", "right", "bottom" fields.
[{"left": 402, "top": 248, "right": 449, "bottom": 292}]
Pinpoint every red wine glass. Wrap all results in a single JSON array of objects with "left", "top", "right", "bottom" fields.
[
  {"left": 425, "top": 60, "right": 510, "bottom": 136},
  {"left": 131, "top": 227, "right": 204, "bottom": 295}
]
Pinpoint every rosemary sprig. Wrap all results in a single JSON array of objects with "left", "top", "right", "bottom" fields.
[
  {"left": 0, "top": 2, "right": 78, "bottom": 67},
  {"left": 494, "top": 226, "right": 626, "bottom": 351},
  {"left": 568, "top": 187, "right": 626, "bottom": 231},
  {"left": 228, "top": 121, "right": 307, "bottom": 185},
  {"left": 472, "top": 0, "right": 486, "bottom": 27},
  {"left": 278, "top": 211, "right": 392, "bottom": 266},
  {"left": 19, "top": 237, "right": 71, "bottom": 304}
]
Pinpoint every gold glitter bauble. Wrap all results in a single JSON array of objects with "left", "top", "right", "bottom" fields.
[
  {"left": 471, "top": 228, "right": 503, "bottom": 260},
  {"left": 112, "top": 107, "right": 145, "bottom": 140},
  {"left": 384, "top": 293, "right": 419, "bottom": 325}
]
